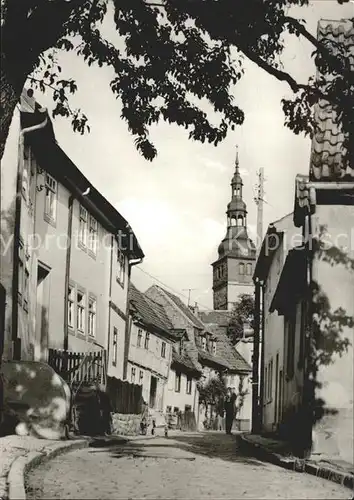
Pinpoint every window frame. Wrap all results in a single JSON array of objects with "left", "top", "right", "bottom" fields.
[
  {"left": 78, "top": 205, "right": 88, "bottom": 249},
  {"left": 112, "top": 327, "right": 118, "bottom": 366},
  {"left": 137, "top": 328, "right": 143, "bottom": 348},
  {"left": 87, "top": 215, "right": 98, "bottom": 255},
  {"left": 175, "top": 372, "right": 181, "bottom": 393},
  {"left": 88, "top": 295, "right": 97, "bottom": 338},
  {"left": 68, "top": 284, "right": 75, "bottom": 330},
  {"left": 144, "top": 331, "right": 150, "bottom": 350},
  {"left": 131, "top": 366, "right": 136, "bottom": 384},
  {"left": 186, "top": 376, "right": 192, "bottom": 395},
  {"left": 76, "top": 289, "right": 86, "bottom": 334},
  {"left": 161, "top": 341, "right": 166, "bottom": 358},
  {"left": 44, "top": 173, "right": 57, "bottom": 225},
  {"left": 116, "top": 246, "right": 126, "bottom": 287}
]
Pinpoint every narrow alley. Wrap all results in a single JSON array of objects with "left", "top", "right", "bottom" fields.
[{"left": 26, "top": 433, "right": 350, "bottom": 500}]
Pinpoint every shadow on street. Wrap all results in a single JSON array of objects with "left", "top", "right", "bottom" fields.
[{"left": 88, "top": 432, "right": 264, "bottom": 467}]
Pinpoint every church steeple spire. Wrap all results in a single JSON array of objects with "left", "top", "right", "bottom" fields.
[
  {"left": 212, "top": 144, "right": 256, "bottom": 311},
  {"left": 227, "top": 145, "right": 247, "bottom": 228}
]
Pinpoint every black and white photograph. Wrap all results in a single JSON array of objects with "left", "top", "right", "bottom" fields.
[{"left": 0, "top": 0, "right": 353, "bottom": 499}]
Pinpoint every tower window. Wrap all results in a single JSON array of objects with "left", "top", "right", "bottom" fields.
[
  {"left": 239, "top": 263, "right": 245, "bottom": 275},
  {"left": 231, "top": 217, "right": 236, "bottom": 226},
  {"left": 237, "top": 215, "right": 243, "bottom": 226},
  {"left": 246, "top": 263, "right": 252, "bottom": 275}
]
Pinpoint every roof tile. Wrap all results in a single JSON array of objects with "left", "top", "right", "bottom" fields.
[
  {"left": 129, "top": 283, "right": 174, "bottom": 334},
  {"left": 310, "top": 19, "right": 354, "bottom": 181}
]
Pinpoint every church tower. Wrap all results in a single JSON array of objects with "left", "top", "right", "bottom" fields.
[{"left": 212, "top": 147, "right": 256, "bottom": 310}]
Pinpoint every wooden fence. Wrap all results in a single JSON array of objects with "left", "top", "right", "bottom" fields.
[
  {"left": 48, "top": 348, "right": 107, "bottom": 386},
  {"left": 106, "top": 376, "right": 142, "bottom": 415}
]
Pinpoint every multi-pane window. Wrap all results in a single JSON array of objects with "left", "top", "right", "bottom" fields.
[
  {"left": 117, "top": 247, "right": 125, "bottom": 286},
  {"left": 201, "top": 337, "right": 207, "bottom": 351},
  {"left": 186, "top": 376, "right": 192, "bottom": 395},
  {"left": 88, "top": 297, "right": 96, "bottom": 337},
  {"left": 161, "top": 341, "right": 166, "bottom": 358},
  {"left": 77, "top": 291, "right": 86, "bottom": 333},
  {"left": 139, "top": 370, "right": 144, "bottom": 385},
  {"left": 112, "top": 327, "right": 118, "bottom": 366},
  {"left": 137, "top": 328, "right": 143, "bottom": 347},
  {"left": 44, "top": 174, "right": 57, "bottom": 222},
  {"left": 79, "top": 205, "right": 88, "bottom": 246},
  {"left": 131, "top": 367, "right": 136, "bottom": 383},
  {"left": 68, "top": 285, "right": 75, "bottom": 328},
  {"left": 175, "top": 372, "right": 181, "bottom": 392},
  {"left": 88, "top": 215, "right": 98, "bottom": 254},
  {"left": 144, "top": 331, "right": 150, "bottom": 350}
]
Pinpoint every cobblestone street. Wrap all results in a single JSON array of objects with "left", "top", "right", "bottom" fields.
[{"left": 25, "top": 432, "right": 350, "bottom": 499}]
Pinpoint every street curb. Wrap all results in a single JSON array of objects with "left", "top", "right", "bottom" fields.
[
  {"left": 239, "top": 435, "right": 354, "bottom": 492},
  {"left": 7, "top": 439, "right": 89, "bottom": 500}
]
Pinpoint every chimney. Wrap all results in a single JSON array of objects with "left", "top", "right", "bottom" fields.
[{"left": 189, "top": 302, "right": 199, "bottom": 315}]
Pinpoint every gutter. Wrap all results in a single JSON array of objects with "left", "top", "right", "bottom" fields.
[
  {"left": 11, "top": 111, "right": 48, "bottom": 359},
  {"left": 123, "top": 257, "right": 143, "bottom": 379}
]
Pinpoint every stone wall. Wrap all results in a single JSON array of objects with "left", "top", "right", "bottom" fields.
[{"left": 111, "top": 413, "right": 141, "bottom": 436}]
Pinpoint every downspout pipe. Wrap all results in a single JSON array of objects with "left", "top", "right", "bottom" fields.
[
  {"left": 123, "top": 257, "right": 143, "bottom": 380},
  {"left": 252, "top": 278, "right": 261, "bottom": 434},
  {"left": 11, "top": 111, "right": 48, "bottom": 360},
  {"left": 302, "top": 209, "right": 315, "bottom": 458},
  {"left": 259, "top": 282, "right": 265, "bottom": 429},
  {"left": 105, "top": 234, "right": 114, "bottom": 383}
]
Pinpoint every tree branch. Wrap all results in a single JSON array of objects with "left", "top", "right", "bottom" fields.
[{"left": 284, "top": 16, "right": 354, "bottom": 80}]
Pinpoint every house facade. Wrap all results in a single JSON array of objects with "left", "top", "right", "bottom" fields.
[
  {"left": 253, "top": 213, "right": 302, "bottom": 434},
  {"left": 145, "top": 285, "right": 251, "bottom": 430},
  {"left": 127, "top": 283, "right": 176, "bottom": 410},
  {"left": 198, "top": 310, "right": 253, "bottom": 430},
  {"left": 253, "top": 20, "right": 353, "bottom": 462},
  {"left": 0, "top": 91, "right": 143, "bottom": 383},
  {"left": 165, "top": 334, "right": 201, "bottom": 416}
]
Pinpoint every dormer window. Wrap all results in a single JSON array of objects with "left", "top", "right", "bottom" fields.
[{"left": 212, "top": 340, "right": 217, "bottom": 355}]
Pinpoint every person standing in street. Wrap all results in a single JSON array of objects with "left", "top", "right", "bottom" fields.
[{"left": 224, "top": 387, "right": 236, "bottom": 435}]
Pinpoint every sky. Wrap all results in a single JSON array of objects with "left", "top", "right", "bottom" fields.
[{"left": 35, "top": 1, "right": 353, "bottom": 310}]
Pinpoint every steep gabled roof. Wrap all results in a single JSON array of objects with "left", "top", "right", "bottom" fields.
[
  {"left": 20, "top": 93, "right": 144, "bottom": 259},
  {"left": 203, "top": 324, "right": 251, "bottom": 373},
  {"left": 152, "top": 285, "right": 205, "bottom": 329},
  {"left": 198, "top": 310, "right": 232, "bottom": 327},
  {"left": 129, "top": 283, "right": 175, "bottom": 338},
  {"left": 171, "top": 347, "right": 202, "bottom": 376},
  {"left": 310, "top": 19, "right": 354, "bottom": 181}
]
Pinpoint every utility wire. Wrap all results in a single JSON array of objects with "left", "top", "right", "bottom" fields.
[{"left": 134, "top": 265, "right": 216, "bottom": 312}]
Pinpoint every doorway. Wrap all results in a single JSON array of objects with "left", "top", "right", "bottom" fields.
[
  {"left": 149, "top": 376, "right": 157, "bottom": 408},
  {"left": 35, "top": 262, "right": 51, "bottom": 361}
]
